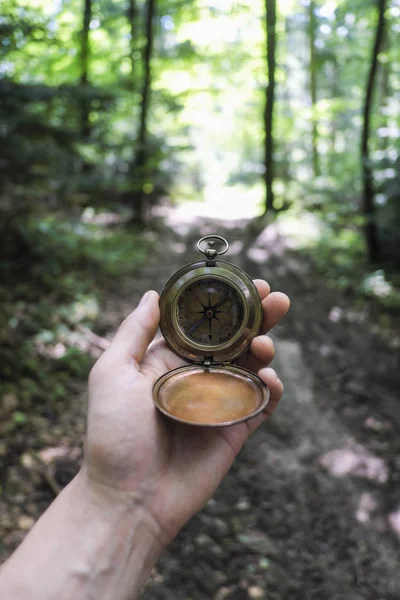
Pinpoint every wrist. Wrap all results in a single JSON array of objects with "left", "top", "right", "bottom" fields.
[
  {"left": 75, "top": 466, "right": 167, "bottom": 549},
  {"left": 79, "top": 462, "right": 177, "bottom": 549},
  {"left": 0, "top": 469, "right": 165, "bottom": 600},
  {"left": 62, "top": 469, "right": 166, "bottom": 597}
]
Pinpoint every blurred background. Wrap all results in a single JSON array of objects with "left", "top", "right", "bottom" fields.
[{"left": 1, "top": 0, "right": 400, "bottom": 597}]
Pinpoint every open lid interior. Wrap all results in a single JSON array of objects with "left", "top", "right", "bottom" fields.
[{"left": 153, "top": 364, "right": 269, "bottom": 427}]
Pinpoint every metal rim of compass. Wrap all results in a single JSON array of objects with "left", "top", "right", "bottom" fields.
[{"left": 159, "top": 259, "right": 262, "bottom": 364}]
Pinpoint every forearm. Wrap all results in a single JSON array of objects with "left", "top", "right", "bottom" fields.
[{"left": 0, "top": 470, "right": 164, "bottom": 600}]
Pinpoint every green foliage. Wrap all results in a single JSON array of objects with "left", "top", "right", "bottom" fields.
[
  {"left": 12, "top": 412, "right": 28, "bottom": 427},
  {"left": 0, "top": 210, "right": 149, "bottom": 416},
  {"left": 297, "top": 211, "right": 400, "bottom": 314},
  {"left": 55, "top": 348, "right": 93, "bottom": 379},
  {"left": 311, "top": 224, "right": 366, "bottom": 290}
]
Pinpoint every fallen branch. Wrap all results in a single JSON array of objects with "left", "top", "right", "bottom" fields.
[
  {"left": 29, "top": 452, "right": 62, "bottom": 497},
  {"left": 77, "top": 325, "right": 110, "bottom": 351}
]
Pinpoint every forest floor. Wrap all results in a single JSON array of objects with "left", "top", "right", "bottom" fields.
[{"left": 1, "top": 211, "right": 400, "bottom": 600}]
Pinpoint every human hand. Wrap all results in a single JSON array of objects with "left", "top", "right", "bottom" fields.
[
  {"left": 83, "top": 281, "right": 290, "bottom": 547},
  {"left": 0, "top": 281, "right": 289, "bottom": 600}
]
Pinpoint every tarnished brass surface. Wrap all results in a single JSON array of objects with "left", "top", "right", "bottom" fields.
[
  {"left": 196, "top": 235, "right": 229, "bottom": 259},
  {"left": 153, "top": 365, "right": 269, "bottom": 427},
  {"left": 159, "top": 261, "right": 262, "bottom": 363}
]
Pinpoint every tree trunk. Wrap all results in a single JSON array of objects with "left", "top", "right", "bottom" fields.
[
  {"left": 80, "top": 0, "right": 92, "bottom": 139},
  {"left": 131, "top": 0, "right": 155, "bottom": 224},
  {"left": 309, "top": 0, "right": 319, "bottom": 177},
  {"left": 329, "top": 57, "right": 339, "bottom": 165},
  {"left": 263, "top": 0, "right": 276, "bottom": 213},
  {"left": 360, "top": 0, "right": 386, "bottom": 262},
  {"left": 127, "top": 0, "right": 138, "bottom": 84},
  {"left": 378, "top": 27, "right": 390, "bottom": 151}
]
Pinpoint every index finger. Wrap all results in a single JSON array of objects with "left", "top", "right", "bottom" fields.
[
  {"left": 253, "top": 279, "right": 290, "bottom": 332},
  {"left": 261, "top": 292, "right": 290, "bottom": 333}
]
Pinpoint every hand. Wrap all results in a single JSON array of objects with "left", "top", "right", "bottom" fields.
[
  {"left": 0, "top": 281, "right": 289, "bottom": 600},
  {"left": 83, "top": 281, "right": 290, "bottom": 547}
]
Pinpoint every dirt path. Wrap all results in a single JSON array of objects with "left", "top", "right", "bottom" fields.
[{"left": 2, "top": 215, "right": 400, "bottom": 599}]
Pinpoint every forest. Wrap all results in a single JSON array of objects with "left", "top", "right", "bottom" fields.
[{"left": 1, "top": 0, "right": 400, "bottom": 598}]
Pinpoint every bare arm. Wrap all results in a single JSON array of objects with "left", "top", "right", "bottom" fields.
[{"left": 0, "top": 473, "right": 163, "bottom": 600}]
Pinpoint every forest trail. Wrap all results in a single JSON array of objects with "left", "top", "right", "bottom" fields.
[{"left": 2, "top": 215, "right": 400, "bottom": 599}]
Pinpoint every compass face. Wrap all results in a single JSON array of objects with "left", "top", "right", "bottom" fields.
[{"left": 177, "top": 278, "right": 245, "bottom": 346}]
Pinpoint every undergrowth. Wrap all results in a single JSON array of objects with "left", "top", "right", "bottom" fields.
[{"left": 0, "top": 209, "right": 150, "bottom": 436}]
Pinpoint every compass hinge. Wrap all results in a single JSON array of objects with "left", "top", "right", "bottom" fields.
[
  {"left": 204, "top": 243, "right": 218, "bottom": 266},
  {"left": 203, "top": 355, "right": 213, "bottom": 366}
]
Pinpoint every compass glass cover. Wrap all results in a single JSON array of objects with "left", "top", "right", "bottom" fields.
[{"left": 176, "top": 278, "right": 244, "bottom": 346}]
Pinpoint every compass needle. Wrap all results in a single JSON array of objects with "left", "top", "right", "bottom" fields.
[
  {"left": 188, "top": 315, "right": 207, "bottom": 336},
  {"left": 178, "top": 280, "right": 246, "bottom": 345},
  {"left": 211, "top": 297, "right": 227, "bottom": 311}
]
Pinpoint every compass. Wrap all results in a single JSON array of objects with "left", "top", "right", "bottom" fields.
[
  {"left": 153, "top": 235, "right": 269, "bottom": 427},
  {"left": 177, "top": 278, "right": 244, "bottom": 346}
]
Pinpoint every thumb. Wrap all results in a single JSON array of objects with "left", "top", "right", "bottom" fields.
[{"left": 110, "top": 290, "right": 160, "bottom": 363}]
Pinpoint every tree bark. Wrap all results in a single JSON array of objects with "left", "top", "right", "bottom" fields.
[
  {"left": 131, "top": 0, "right": 155, "bottom": 224},
  {"left": 329, "top": 57, "right": 339, "bottom": 165},
  {"left": 263, "top": 0, "right": 276, "bottom": 213},
  {"left": 378, "top": 26, "right": 390, "bottom": 150},
  {"left": 127, "top": 0, "right": 138, "bottom": 84},
  {"left": 80, "top": 0, "right": 92, "bottom": 139},
  {"left": 309, "top": 0, "right": 319, "bottom": 177},
  {"left": 360, "top": 0, "right": 386, "bottom": 262}
]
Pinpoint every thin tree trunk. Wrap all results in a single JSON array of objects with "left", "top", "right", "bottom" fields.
[
  {"left": 360, "top": 0, "right": 386, "bottom": 262},
  {"left": 80, "top": 0, "right": 92, "bottom": 139},
  {"left": 128, "top": 0, "right": 138, "bottom": 84},
  {"left": 329, "top": 57, "right": 339, "bottom": 173},
  {"left": 309, "top": 0, "right": 319, "bottom": 177},
  {"left": 378, "top": 27, "right": 390, "bottom": 150},
  {"left": 132, "top": 0, "right": 155, "bottom": 224},
  {"left": 263, "top": 0, "right": 276, "bottom": 213}
]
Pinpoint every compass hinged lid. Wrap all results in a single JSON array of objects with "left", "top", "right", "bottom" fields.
[
  {"left": 159, "top": 235, "right": 263, "bottom": 365},
  {"left": 153, "top": 363, "right": 269, "bottom": 427}
]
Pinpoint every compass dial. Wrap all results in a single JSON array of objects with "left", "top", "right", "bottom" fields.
[{"left": 177, "top": 278, "right": 245, "bottom": 346}]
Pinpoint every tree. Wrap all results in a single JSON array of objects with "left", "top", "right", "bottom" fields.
[
  {"left": 308, "top": 0, "right": 319, "bottom": 177},
  {"left": 378, "top": 25, "right": 390, "bottom": 151},
  {"left": 127, "top": 0, "right": 138, "bottom": 85},
  {"left": 80, "top": 0, "right": 92, "bottom": 139},
  {"left": 132, "top": 0, "right": 155, "bottom": 224},
  {"left": 263, "top": 0, "right": 277, "bottom": 213},
  {"left": 360, "top": 0, "right": 386, "bottom": 262}
]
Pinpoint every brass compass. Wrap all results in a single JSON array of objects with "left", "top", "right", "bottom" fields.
[{"left": 153, "top": 235, "right": 269, "bottom": 427}]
